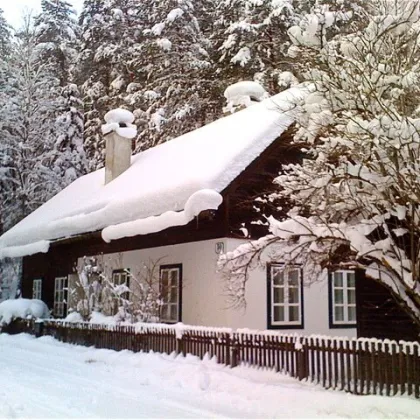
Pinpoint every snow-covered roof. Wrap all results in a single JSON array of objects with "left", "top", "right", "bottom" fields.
[{"left": 0, "top": 86, "right": 309, "bottom": 259}]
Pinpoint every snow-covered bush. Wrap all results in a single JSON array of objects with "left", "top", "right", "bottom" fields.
[
  {"left": 0, "top": 299, "right": 50, "bottom": 326},
  {"left": 69, "top": 255, "right": 163, "bottom": 323},
  {"left": 63, "top": 311, "right": 84, "bottom": 323},
  {"left": 69, "top": 256, "right": 106, "bottom": 320},
  {"left": 220, "top": 0, "right": 420, "bottom": 326}
]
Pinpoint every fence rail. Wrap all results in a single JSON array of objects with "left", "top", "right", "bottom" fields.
[{"left": 3, "top": 319, "right": 419, "bottom": 399}]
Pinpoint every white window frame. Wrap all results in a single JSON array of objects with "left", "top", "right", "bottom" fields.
[
  {"left": 269, "top": 265, "right": 303, "bottom": 328},
  {"left": 32, "top": 279, "right": 42, "bottom": 300},
  {"left": 54, "top": 277, "right": 67, "bottom": 317},
  {"left": 160, "top": 265, "right": 181, "bottom": 323},
  {"left": 112, "top": 270, "right": 130, "bottom": 298},
  {"left": 331, "top": 270, "right": 356, "bottom": 326}
]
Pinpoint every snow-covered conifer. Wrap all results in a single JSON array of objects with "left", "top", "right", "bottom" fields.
[
  {"left": 213, "top": 0, "right": 364, "bottom": 92},
  {"left": 0, "top": 20, "right": 61, "bottom": 229},
  {"left": 34, "top": 0, "right": 79, "bottom": 86},
  {"left": 0, "top": 8, "right": 11, "bottom": 57},
  {"left": 122, "top": 0, "right": 217, "bottom": 151},
  {"left": 52, "top": 83, "right": 87, "bottom": 185},
  {"left": 76, "top": 0, "right": 114, "bottom": 169},
  {"left": 213, "top": 0, "right": 297, "bottom": 91}
]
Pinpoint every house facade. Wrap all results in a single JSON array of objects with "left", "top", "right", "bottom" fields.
[{"left": 1, "top": 86, "right": 418, "bottom": 340}]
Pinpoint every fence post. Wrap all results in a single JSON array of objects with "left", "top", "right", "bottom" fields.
[
  {"left": 297, "top": 343, "right": 309, "bottom": 381},
  {"left": 176, "top": 337, "right": 185, "bottom": 357},
  {"left": 230, "top": 340, "right": 239, "bottom": 368},
  {"left": 34, "top": 320, "right": 44, "bottom": 338}
]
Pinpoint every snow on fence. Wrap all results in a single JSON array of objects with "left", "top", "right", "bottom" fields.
[{"left": 3, "top": 319, "right": 420, "bottom": 399}]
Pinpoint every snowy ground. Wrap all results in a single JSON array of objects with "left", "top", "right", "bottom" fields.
[{"left": 0, "top": 334, "right": 418, "bottom": 419}]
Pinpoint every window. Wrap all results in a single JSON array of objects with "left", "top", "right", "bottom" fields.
[
  {"left": 112, "top": 269, "right": 130, "bottom": 300},
  {"left": 267, "top": 265, "right": 303, "bottom": 329},
  {"left": 329, "top": 270, "right": 356, "bottom": 328},
  {"left": 32, "top": 279, "right": 42, "bottom": 300},
  {"left": 160, "top": 264, "right": 182, "bottom": 323},
  {"left": 54, "top": 277, "right": 67, "bottom": 317}
]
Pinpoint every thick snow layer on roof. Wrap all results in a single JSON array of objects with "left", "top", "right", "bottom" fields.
[
  {"left": 0, "top": 85, "right": 309, "bottom": 257},
  {"left": 102, "top": 189, "right": 223, "bottom": 242}
]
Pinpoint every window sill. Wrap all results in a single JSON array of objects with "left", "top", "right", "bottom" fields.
[
  {"left": 329, "top": 323, "right": 357, "bottom": 329},
  {"left": 268, "top": 323, "right": 304, "bottom": 330}
]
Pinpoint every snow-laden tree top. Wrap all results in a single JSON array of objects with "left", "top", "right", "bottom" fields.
[{"left": 0, "top": 85, "right": 310, "bottom": 259}]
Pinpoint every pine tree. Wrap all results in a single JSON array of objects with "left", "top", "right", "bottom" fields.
[
  {"left": 77, "top": 0, "right": 219, "bottom": 166},
  {"left": 0, "top": 20, "right": 61, "bottom": 230},
  {"left": 33, "top": 1, "right": 87, "bottom": 183},
  {"left": 213, "top": 0, "right": 365, "bottom": 92},
  {"left": 76, "top": 0, "right": 114, "bottom": 170},
  {"left": 34, "top": 0, "right": 79, "bottom": 86},
  {"left": 52, "top": 83, "right": 87, "bottom": 185},
  {"left": 124, "top": 0, "right": 217, "bottom": 151},
  {"left": 0, "top": 8, "right": 11, "bottom": 57},
  {"left": 213, "top": 0, "right": 297, "bottom": 92}
]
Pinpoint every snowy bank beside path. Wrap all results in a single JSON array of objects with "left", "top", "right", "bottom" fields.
[
  {"left": 0, "top": 299, "right": 50, "bottom": 326},
  {"left": 0, "top": 334, "right": 418, "bottom": 419}
]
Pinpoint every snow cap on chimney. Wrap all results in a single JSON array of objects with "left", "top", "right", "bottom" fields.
[
  {"left": 223, "top": 81, "right": 269, "bottom": 113},
  {"left": 102, "top": 108, "right": 137, "bottom": 139},
  {"left": 101, "top": 108, "right": 137, "bottom": 184}
]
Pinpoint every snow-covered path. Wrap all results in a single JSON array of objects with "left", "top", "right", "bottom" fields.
[{"left": 0, "top": 334, "right": 418, "bottom": 419}]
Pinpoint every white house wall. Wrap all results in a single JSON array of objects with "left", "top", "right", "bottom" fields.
[
  {"left": 76, "top": 238, "right": 356, "bottom": 337},
  {"left": 226, "top": 238, "right": 356, "bottom": 337}
]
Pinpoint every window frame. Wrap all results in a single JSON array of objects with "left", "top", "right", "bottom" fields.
[
  {"left": 112, "top": 269, "right": 131, "bottom": 300},
  {"left": 267, "top": 264, "right": 304, "bottom": 329},
  {"left": 329, "top": 270, "right": 357, "bottom": 329},
  {"left": 54, "top": 276, "right": 67, "bottom": 318},
  {"left": 32, "top": 279, "right": 42, "bottom": 300},
  {"left": 159, "top": 264, "right": 182, "bottom": 324}
]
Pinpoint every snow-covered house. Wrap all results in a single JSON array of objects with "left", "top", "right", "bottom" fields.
[{"left": 0, "top": 86, "right": 416, "bottom": 339}]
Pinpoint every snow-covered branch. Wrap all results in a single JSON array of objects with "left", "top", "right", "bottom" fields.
[{"left": 221, "top": 0, "right": 420, "bottom": 326}]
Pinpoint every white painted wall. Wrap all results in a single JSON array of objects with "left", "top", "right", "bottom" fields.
[
  {"left": 76, "top": 238, "right": 356, "bottom": 337},
  {"left": 225, "top": 238, "right": 356, "bottom": 337}
]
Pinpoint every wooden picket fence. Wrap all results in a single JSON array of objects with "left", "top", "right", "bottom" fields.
[{"left": 4, "top": 319, "right": 420, "bottom": 399}]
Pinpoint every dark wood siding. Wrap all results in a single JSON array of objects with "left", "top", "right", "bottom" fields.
[
  {"left": 356, "top": 274, "right": 420, "bottom": 341},
  {"left": 222, "top": 127, "right": 302, "bottom": 239},
  {"left": 22, "top": 247, "right": 75, "bottom": 310}
]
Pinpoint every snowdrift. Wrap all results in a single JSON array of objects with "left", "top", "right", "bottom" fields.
[{"left": 0, "top": 299, "right": 50, "bottom": 326}]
